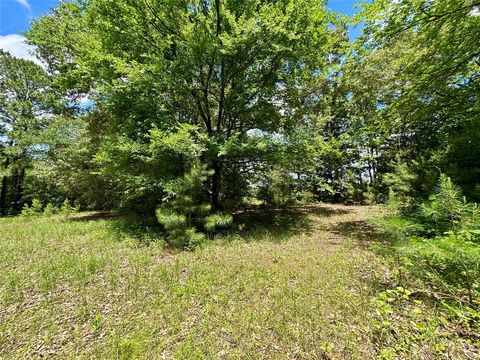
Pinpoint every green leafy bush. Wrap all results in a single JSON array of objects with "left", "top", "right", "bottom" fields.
[
  {"left": 59, "top": 199, "right": 79, "bottom": 216},
  {"left": 155, "top": 167, "right": 210, "bottom": 249},
  {"left": 418, "top": 175, "right": 480, "bottom": 241},
  {"left": 397, "top": 236, "right": 480, "bottom": 306},
  {"left": 156, "top": 164, "right": 232, "bottom": 250},
  {"left": 155, "top": 210, "right": 187, "bottom": 231},
  {"left": 20, "top": 199, "right": 43, "bottom": 217},
  {"left": 376, "top": 175, "right": 480, "bottom": 326},
  {"left": 456, "top": 203, "right": 480, "bottom": 242},
  {"left": 43, "top": 203, "right": 58, "bottom": 217},
  {"left": 204, "top": 214, "right": 233, "bottom": 232},
  {"left": 372, "top": 215, "right": 425, "bottom": 241},
  {"left": 386, "top": 175, "right": 480, "bottom": 242},
  {"left": 155, "top": 210, "right": 205, "bottom": 250},
  {"left": 256, "top": 170, "right": 297, "bottom": 208},
  {"left": 419, "top": 175, "right": 465, "bottom": 233},
  {"left": 384, "top": 161, "right": 419, "bottom": 211},
  {"left": 363, "top": 187, "right": 377, "bottom": 205}
]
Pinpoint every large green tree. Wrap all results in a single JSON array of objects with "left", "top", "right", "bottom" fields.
[
  {"left": 27, "top": 0, "right": 344, "bottom": 215},
  {"left": 0, "top": 50, "right": 60, "bottom": 215},
  {"left": 351, "top": 0, "right": 480, "bottom": 201}
]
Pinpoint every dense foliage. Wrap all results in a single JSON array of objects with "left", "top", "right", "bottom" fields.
[
  {"left": 352, "top": 0, "right": 480, "bottom": 202},
  {"left": 26, "top": 0, "right": 343, "bottom": 213}
]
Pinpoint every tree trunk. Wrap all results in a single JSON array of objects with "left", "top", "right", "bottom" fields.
[
  {"left": 0, "top": 170, "right": 8, "bottom": 217},
  {"left": 11, "top": 167, "right": 25, "bottom": 213},
  {"left": 367, "top": 162, "right": 374, "bottom": 185},
  {"left": 0, "top": 155, "right": 10, "bottom": 217},
  {"left": 211, "top": 160, "right": 222, "bottom": 211}
]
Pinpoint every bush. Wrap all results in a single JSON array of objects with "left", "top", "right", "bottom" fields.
[
  {"left": 59, "top": 199, "right": 79, "bottom": 216},
  {"left": 256, "top": 170, "right": 296, "bottom": 208},
  {"left": 156, "top": 165, "right": 232, "bottom": 250},
  {"left": 155, "top": 210, "right": 187, "bottom": 231},
  {"left": 363, "top": 187, "right": 377, "bottom": 205},
  {"left": 204, "top": 213, "right": 233, "bottom": 232},
  {"left": 386, "top": 175, "right": 480, "bottom": 242},
  {"left": 43, "top": 203, "right": 58, "bottom": 217},
  {"left": 456, "top": 203, "right": 480, "bottom": 242},
  {"left": 386, "top": 188, "right": 405, "bottom": 213},
  {"left": 20, "top": 199, "right": 43, "bottom": 217},
  {"left": 372, "top": 215, "right": 425, "bottom": 241},
  {"left": 418, "top": 174, "right": 480, "bottom": 241},
  {"left": 297, "top": 190, "right": 316, "bottom": 204},
  {"left": 156, "top": 207, "right": 232, "bottom": 250},
  {"left": 383, "top": 161, "right": 419, "bottom": 211},
  {"left": 397, "top": 236, "right": 480, "bottom": 305},
  {"left": 155, "top": 209, "right": 206, "bottom": 250},
  {"left": 419, "top": 174, "right": 465, "bottom": 233},
  {"left": 379, "top": 175, "right": 480, "bottom": 311}
]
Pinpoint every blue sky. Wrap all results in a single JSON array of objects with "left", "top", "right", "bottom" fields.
[
  {"left": 0, "top": 0, "right": 57, "bottom": 35},
  {"left": 0, "top": 0, "right": 363, "bottom": 62},
  {"left": 328, "top": 0, "right": 364, "bottom": 40}
]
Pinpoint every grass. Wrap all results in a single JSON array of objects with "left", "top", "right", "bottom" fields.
[{"left": 0, "top": 205, "right": 478, "bottom": 359}]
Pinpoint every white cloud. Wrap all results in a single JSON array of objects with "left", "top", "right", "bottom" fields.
[
  {"left": 15, "top": 0, "right": 31, "bottom": 10},
  {"left": 471, "top": 7, "right": 480, "bottom": 16},
  {"left": 0, "top": 34, "right": 42, "bottom": 66}
]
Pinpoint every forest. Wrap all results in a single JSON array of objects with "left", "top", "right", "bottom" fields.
[{"left": 1, "top": 0, "right": 479, "bottom": 358}]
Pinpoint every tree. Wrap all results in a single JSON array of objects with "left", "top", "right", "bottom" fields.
[
  {"left": 28, "top": 112, "right": 121, "bottom": 210},
  {"left": 27, "top": 0, "right": 344, "bottom": 217},
  {"left": 351, "top": 0, "right": 480, "bottom": 202},
  {"left": 0, "top": 50, "right": 59, "bottom": 215}
]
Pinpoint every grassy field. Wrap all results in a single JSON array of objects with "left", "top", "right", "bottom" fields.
[{"left": 0, "top": 205, "right": 477, "bottom": 359}]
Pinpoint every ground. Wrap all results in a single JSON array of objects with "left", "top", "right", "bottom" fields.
[{"left": 0, "top": 205, "right": 476, "bottom": 359}]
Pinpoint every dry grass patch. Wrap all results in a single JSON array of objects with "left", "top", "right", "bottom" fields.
[{"left": 4, "top": 205, "right": 471, "bottom": 359}]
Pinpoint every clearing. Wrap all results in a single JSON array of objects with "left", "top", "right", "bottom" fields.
[{"left": 0, "top": 205, "right": 475, "bottom": 359}]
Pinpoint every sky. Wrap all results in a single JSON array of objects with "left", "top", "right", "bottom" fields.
[{"left": 0, "top": 0, "right": 363, "bottom": 63}]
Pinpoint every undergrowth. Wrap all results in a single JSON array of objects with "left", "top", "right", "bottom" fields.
[{"left": 369, "top": 175, "right": 480, "bottom": 358}]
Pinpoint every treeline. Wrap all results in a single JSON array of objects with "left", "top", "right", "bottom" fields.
[{"left": 1, "top": 0, "right": 479, "bottom": 246}]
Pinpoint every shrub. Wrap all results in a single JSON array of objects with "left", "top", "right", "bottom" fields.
[
  {"left": 384, "top": 161, "right": 419, "bottom": 211},
  {"left": 155, "top": 209, "right": 206, "bottom": 249},
  {"left": 363, "top": 187, "right": 377, "bottom": 205},
  {"left": 386, "top": 188, "right": 403, "bottom": 213},
  {"left": 59, "top": 199, "right": 79, "bottom": 216},
  {"left": 372, "top": 215, "right": 425, "bottom": 241},
  {"left": 397, "top": 236, "right": 480, "bottom": 305},
  {"left": 204, "top": 213, "right": 233, "bottom": 232},
  {"left": 43, "top": 203, "right": 58, "bottom": 217},
  {"left": 20, "top": 199, "right": 43, "bottom": 217},
  {"left": 419, "top": 174, "right": 465, "bottom": 233},
  {"left": 380, "top": 175, "right": 480, "bottom": 307},
  {"left": 456, "top": 202, "right": 480, "bottom": 243},
  {"left": 256, "top": 170, "right": 296, "bottom": 208},
  {"left": 155, "top": 210, "right": 187, "bottom": 231},
  {"left": 417, "top": 174, "right": 480, "bottom": 241},
  {"left": 156, "top": 165, "right": 232, "bottom": 249},
  {"left": 297, "top": 190, "right": 316, "bottom": 204}
]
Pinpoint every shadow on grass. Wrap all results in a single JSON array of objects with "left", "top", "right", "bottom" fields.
[
  {"left": 66, "top": 211, "right": 166, "bottom": 245},
  {"left": 65, "top": 205, "right": 356, "bottom": 247},
  {"left": 292, "top": 204, "right": 351, "bottom": 216},
  {"left": 230, "top": 204, "right": 353, "bottom": 242},
  {"left": 329, "top": 218, "right": 401, "bottom": 263},
  {"left": 330, "top": 220, "right": 390, "bottom": 247},
  {"left": 232, "top": 208, "right": 311, "bottom": 241},
  {"left": 66, "top": 211, "right": 121, "bottom": 222}
]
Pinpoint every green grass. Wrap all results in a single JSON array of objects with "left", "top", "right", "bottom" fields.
[{"left": 0, "top": 206, "right": 478, "bottom": 359}]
